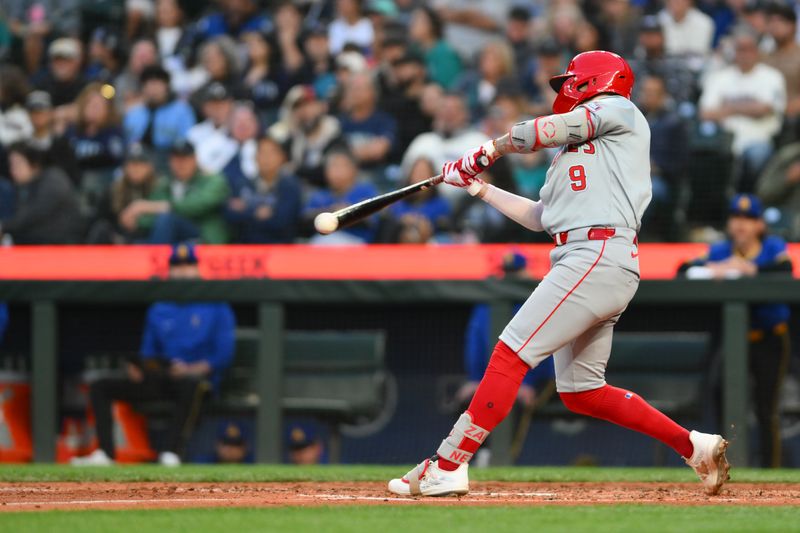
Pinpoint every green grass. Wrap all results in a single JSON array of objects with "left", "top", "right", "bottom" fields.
[
  {"left": 2, "top": 464, "right": 800, "bottom": 483},
  {"left": 3, "top": 466, "right": 799, "bottom": 532},
  {"left": 4, "top": 506, "right": 800, "bottom": 533}
]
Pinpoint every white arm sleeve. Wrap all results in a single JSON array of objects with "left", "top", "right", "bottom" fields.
[{"left": 480, "top": 184, "right": 545, "bottom": 232}]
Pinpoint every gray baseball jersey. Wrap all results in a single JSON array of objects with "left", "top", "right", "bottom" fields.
[
  {"left": 498, "top": 95, "right": 651, "bottom": 393},
  {"left": 539, "top": 95, "right": 652, "bottom": 235}
]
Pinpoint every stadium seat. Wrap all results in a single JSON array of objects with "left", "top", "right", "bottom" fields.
[{"left": 214, "top": 329, "right": 388, "bottom": 462}]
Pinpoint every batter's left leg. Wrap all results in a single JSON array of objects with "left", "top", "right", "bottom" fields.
[
  {"left": 556, "top": 319, "right": 730, "bottom": 495},
  {"left": 555, "top": 318, "right": 693, "bottom": 456}
]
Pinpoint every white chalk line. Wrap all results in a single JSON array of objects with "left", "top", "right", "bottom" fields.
[
  {"left": 299, "top": 494, "right": 423, "bottom": 503},
  {"left": 472, "top": 491, "right": 557, "bottom": 497},
  {"left": 3, "top": 497, "right": 232, "bottom": 507},
  {"left": 298, "top": 491, "right": 558, "bottom": 502}
]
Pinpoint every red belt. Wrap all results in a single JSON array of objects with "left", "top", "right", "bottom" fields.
[{"left": 554, "top": 227, "right": 618, "bottom": 246}]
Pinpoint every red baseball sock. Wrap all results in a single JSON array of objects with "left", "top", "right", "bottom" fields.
[
  {"left": 438, "top": 341, "right": 530, "bottom": 471},
  {"left": 559, "top": 385, "right": 694, "bottom": 458}
]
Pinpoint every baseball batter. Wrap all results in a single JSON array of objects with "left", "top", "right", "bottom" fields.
[{"left": 389, "top": 51, "right": 730, "bottom": 497}]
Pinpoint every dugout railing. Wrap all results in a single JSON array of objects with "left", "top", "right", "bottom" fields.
[{"left": 0, "top": 277, "right": 793, "bottom": 467}]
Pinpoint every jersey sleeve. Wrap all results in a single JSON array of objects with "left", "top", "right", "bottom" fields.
[
  {"left": 754, "top": 237, "right": 793, "bottom": 275},
  {"left": 579, "top": 97, "right": 637, "bottom": 138},
  {"left": 707, "top": 242, "right": 731, "bottom": 262}
]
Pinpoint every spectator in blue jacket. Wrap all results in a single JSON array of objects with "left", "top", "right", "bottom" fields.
[
  {"left": 304, "top": 148, "right": 378, "bottom": 244},
  {"left": 74, "top": 243, "right": 236, "bottom": 467},
  {"left": 225, "top": 133, "right": 302, "bottom": 243},
  {"left": 123, "top": 65, "right": 196, "bottom": 157}
]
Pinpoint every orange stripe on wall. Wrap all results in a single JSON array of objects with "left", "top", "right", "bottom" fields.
[{"left": 0, "top": 244, "right": 796, "bottom": 281}]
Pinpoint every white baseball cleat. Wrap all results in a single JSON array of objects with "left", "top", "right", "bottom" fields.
[
  {"left": 388, "top": 456, "right": 469, "bottom": 497},
  {"left": 684, "top": 430, "right": 730, "bottom": 495},
  {"left": 71, "top": 449, "right": 114, "bottom": 466}
]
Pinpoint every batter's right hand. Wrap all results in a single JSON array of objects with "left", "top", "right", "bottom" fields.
[
  {"left": 442, "top": 160, "right": 476, "bottom": 188},
  {"left": 442, "top": 146, "right": 492, "bottom": 188}
]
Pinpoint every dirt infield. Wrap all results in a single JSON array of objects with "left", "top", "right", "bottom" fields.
[{"left": 1, "top": 481, "right": 799, "bottom": 511}]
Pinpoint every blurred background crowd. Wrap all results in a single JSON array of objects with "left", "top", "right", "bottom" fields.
[{"left": 2, "top": 0, "right": 800, "bottom": 245}]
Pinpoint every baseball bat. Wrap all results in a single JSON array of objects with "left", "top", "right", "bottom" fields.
[
  {"left": 314, "top": 154, "right": 491, "bottom": 235},
  {"left": 314, "top": 174, "right": 443, "bottom": 234}
]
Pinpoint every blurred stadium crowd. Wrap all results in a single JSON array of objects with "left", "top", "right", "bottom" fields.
[{"left": 1, "top": 0, "right": 800, "bottom": 245}]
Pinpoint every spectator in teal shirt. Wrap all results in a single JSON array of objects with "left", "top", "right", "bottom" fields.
[{"left": 409, "top": 6, "right": 463, "bottom": 90}]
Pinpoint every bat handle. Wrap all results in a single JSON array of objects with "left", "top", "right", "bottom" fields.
[{"left": 431, "top": 151, "right": 489, "bottom": 186}]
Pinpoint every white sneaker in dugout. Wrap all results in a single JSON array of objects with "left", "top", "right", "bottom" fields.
[
  {"left": 71, "top": 449, "right": 113, "bottom": 466},
  {"left": 388, "top": 457, "right": 469, "bottom": 497},
  {"left": 684, "top": 430, "right": 730, "bottom": 495},
  {"left": 159, "top": 451, "right": 182, "bottom": 467}
]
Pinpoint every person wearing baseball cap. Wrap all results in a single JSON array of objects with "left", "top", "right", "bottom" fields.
[
  {"left": 24, "top": 90, "right": 80, "bottom": 185},
  {"left": 287, "top": 423, "right": 324, "bottom": 465},
  {"left": 118, "top": 139, "right": 230, "bottom": 244},
  {"left": 271, "top": 85, "right": 341, "bottom": 187},
  {"left": 86, "top": 143, "right": 157, "bottom": 244},
  {"left": 186, "top": 82, "right": 235, "bottom": 172},
  {"left": 212, "top": 422, "right": 252, "bottom": 463},
  {"left": 679, "top": 193, "right": 793, "bottom": 467},
  {"left": 74, "top": 242, "right": 236, "bottom": 467},
  {"left": 167, "top": 241, "right": 200, "bottom": 278},
  {"left": 37, "top": 37, "right": 87, "bottom": 107}
]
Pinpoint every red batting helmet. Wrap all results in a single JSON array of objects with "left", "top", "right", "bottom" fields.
[{"left": 549, "top": 51, "right": 634, "bottom": 114}]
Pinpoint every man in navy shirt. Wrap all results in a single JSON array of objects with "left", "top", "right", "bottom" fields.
[
  {"left": 74, "top": 243, "right": 236, "bottom": 466},
  {"left": 338, "top": 72, "right": 397, "bottom": 169},
  {"left": 225, "top": 133, "right": 302, "bottom": 243},
  {"left": 680, "top": 194, "right": 793, "bottom": 467}
]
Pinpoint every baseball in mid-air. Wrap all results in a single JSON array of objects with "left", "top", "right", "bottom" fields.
[{"left": 314, "top": 212, "right": 339, "bottom": 234}]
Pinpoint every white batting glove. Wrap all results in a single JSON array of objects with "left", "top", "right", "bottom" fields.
[
  {"left": 442, "top": 160, "right": 480, "bottom": 188},
  {"left": 441, "top": 141, "right": 499, "bottom": 188}
]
